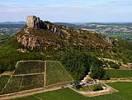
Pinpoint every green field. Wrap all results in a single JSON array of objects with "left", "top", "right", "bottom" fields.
[
  {"left": 107, "top": 69, "right": 132, "bottom": 78},
  {"left": 46, "top": 61, "right": 73, "bottom": 86},
  {"left": 15, "top": 82, "right": 132, "bottom": 100}
]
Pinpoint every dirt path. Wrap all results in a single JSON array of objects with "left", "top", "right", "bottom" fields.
[
  {"left": 44, "top": 61, "right": 46, "bottom": 87},
  {"left": 0, "top": 86, "right": 64, "bottom": 100},
  {"left": 0, "top": 71, "right": 14, "bottom": 76},
  {"left": 101, "top": 78, "right": 132, "bottom": 83},
  {"left": 13, "top": 72, "right": 44, "bottom": 76},
  {"left": 68, "top": 83, "right": 118, "bottom": 97},
  {"left": 98, "top": 57, "right": 121, "bottom": 63}
]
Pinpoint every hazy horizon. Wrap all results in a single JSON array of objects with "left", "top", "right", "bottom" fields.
[
  {"left": 1, "top": 21, "right": 132, "bottom": 24},
  {"left": 0, "top": 0, "right": 132, "bottom": 22}
]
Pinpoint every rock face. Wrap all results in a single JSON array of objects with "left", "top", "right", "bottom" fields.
[
  {"left": 17, "top": 34, "right": 41, "bottom": 50},
  {"left": 26, "top": 16, "right": 63, "bottom": 34},
  {"left": 26, "top": 16, "right": 44, "bottom": 29},
  {"left": 16, "top": 16, "right": 112, "bottom": 51},
  {"left": 17, "top": 16, "right": 68, "bottom": 51}
]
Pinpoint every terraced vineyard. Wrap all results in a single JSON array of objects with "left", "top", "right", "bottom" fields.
[
  {"left": 16, "top": 82, "right": 132, "bottom": 100},
  {"left": 0, "top": 60, "right": 73, "bottom": 96}
]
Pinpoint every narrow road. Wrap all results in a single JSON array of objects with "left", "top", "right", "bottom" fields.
[{"left": 0, "top": 86, "right": 64, "bottom": 100}]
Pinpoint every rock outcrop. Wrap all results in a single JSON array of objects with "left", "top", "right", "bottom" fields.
[
  {"left": 16, "top": 16, "right": 112, "bottom": 51},
  {"left": 26, "top": 16, "right": 44, "bottom": 29},
  {"left": 26, "top": 16, "right": 63, "bottom": 34},
  {"left": 17, "top": 34, "right": 41, "bottom": 50}
]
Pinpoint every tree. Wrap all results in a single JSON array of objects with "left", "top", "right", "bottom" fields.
[
  {"left": 61, "top": 48, "right": 105, "bottom": 80},
  {"left": 90, "top": 65, "right": 105, "bottom": 79}
]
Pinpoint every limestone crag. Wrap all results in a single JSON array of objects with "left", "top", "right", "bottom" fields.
[
  {"left": 17, "top": 16, "right": 68, "bottom": 50},
  {"left": 17, "top": 34, "right": 41, "bottom": 50},
  {"left": 26, "top": 16, "right": 64, "bottom": 34},
  {"left": 16, "top": 16, "right": 112, "bottom": 51},
  {"left": 26, "top": 16, "right": 44, "bottom": 29},
  {"left": 17, "top": 34, "right": 62, "bottom": 50}
]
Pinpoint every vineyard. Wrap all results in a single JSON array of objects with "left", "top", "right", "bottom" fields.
[
  {"left": 0, "top": 60, "right": 73, "bottom": 96},
  {"left": 46, "top": 61, "right": 73, "bottom": 86}
]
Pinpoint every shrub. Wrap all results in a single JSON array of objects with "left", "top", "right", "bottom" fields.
[
  {"left": 90, "top": 65, "right": 105, "bottom": 80},
  {"left": 79, "top": 84, "right": 103, "bottom": 91},
  {"left": 101, "top": 72, "right": 110, "bottom": 80},
  {"left": 92, "top": 84, "right": 103, "bottom": 91},
  {"left": 73, "top": 81, "right": 82, "bottom": 89},
  {"left": 108, "top": 61, "right": 120, "bottom": 69}
]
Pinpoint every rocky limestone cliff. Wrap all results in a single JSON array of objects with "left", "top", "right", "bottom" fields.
[
  {"left": 26, "top": 16, "right": 44, "bottom": 29},
  {"left": 26, "top": 16, "right": 64, "bottom": 34},
  {"left": 16, "top": 16, "right": 112, "bottom": 51}
]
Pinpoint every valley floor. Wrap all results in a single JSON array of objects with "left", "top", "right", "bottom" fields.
[{"left": 15, "top": 82, "right": 132, "bottom": 100}]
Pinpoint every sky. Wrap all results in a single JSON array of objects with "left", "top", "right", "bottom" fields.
[{"left": 0, "top": 0, "right": 132, "bottom": 22}]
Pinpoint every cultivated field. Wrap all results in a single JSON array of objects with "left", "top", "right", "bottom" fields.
[
  {"left": 0, "top": 60, "right": 73, "bottom": 96},
  {"left": 107, "top": 69, "right": 132, "bottom": 78},
  {"left": 15, "top": 82, "right": 132, "bottom": 100},
  {"left": 0, "top": 60, "right": 45, "bottom": 95},
  {"left": 46, "top": 61, "right": 73, "bottom": 86},
  {"left": 14, "top": 60, "right": 45, "bottom": 74},
  {"left": 0, "top": 75, "right": 10, "bottom": 92}
]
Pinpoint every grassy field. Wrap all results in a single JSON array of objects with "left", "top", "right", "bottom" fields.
[
  {"left": 106, "top": 69, "right": 132, "bottom": 78},
  {"left": 46, "top": 61, "right": 73, "bottom": 86},
  {"left": 15, "top": 82, "right": 132, "bottom": 100}
]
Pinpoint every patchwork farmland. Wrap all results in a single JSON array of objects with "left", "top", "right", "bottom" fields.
[{"left": 0, "top": 60, "right": 73, "bottom": 98}]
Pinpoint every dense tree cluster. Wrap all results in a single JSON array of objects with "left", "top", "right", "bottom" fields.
[{"left": 60, "top": 49, "right": 107, "bottom": 80}]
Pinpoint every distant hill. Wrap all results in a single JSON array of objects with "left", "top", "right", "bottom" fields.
[
  {"left": 1, "top": 21, "right": 132, "bottom": 41},
  {"left": 56, "top": 22, "right": 132, "bottom": 41},
  {"left": 0, "top": 22, "right": 24, "bottom": 36},
  {"left": 0, "top": 23, "right": 24, "bottom": 28},
  {"left": 0, "top": 21, "right": 25, "bottom": 25}
]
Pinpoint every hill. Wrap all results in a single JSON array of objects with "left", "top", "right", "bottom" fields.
[
  {"left": 0, "top": 16, "right": 132, "bottom": 82},
  {"left": 0, "top": 16, "right": 113, "bottom": 72},
  {"left": 59, "top": 22, "right": 132, "bottom": 41},
  {"left": 16, "top": 16, "right": 112, "bottom": 51}
]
